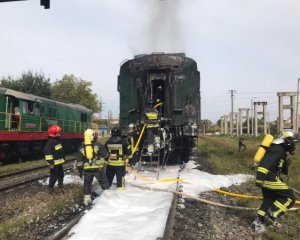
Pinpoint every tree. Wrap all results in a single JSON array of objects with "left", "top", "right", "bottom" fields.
[
  {"left": 51, "top": 74, "right": 100, "bottom": 112},
  {"left": 0, "top": 71, "right": 51, "bottom": 98}
]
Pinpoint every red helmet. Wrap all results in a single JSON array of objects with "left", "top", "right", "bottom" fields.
[{"left": 48, "top": 125, "right": 62, "bottom": 137}]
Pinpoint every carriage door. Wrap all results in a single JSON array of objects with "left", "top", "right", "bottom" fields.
[
  {"left": 5, "top": 96, "right": 20, "bottom": 130},
  {"left": 5, "top": 96, "right": 13, "bottom": 130}
]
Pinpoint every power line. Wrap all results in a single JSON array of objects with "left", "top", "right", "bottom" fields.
[{"left": 237, "top": 91, "right": 277, "bottom": 94}]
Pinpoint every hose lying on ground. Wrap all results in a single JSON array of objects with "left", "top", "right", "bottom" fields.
[
  {"left": 214, "top": 188, "right": 300, "bottom": 205},
  {"left": 128, "top": 182, "right": 300, "bottom": 212}
]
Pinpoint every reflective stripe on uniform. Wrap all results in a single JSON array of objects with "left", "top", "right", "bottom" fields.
[
  {"left": 262, "top": 181, "right": 289, "bottom": 190},
  {"left": 107, "top": 160, "right": 125, "bottom": 166},
  {"left": 117, "top": 177, "right": 125, "bottom": 190},
  {"left": 84, "top": 165, "right": 103, "bottom": 169},
  {"left": 278, "top": 159, "right": 284, "bottom": 168},
  {"left": 55, "top": 144, "right": 62, "bottom": 150},
  {"left": 107, "top": 143, "right": 125, "bottom": 166},
  {"left": 45, "top": 155, "right": 53, "bottom": 160},
  {"left": 147, "top": 123, "right": 160, "bottom": 128},
  {"left": 145, "top": 112, "right": 158, "bottom": 120},
  {"left": 108, "top": 144, "right": 123, "bottom": 155},
  {"left": 273, "top": 199, "right": 291, "bottom": 217},
  {"left": 257, "top": 167, "right": 268, "bottom": 175},
  {"left": 83, "top": 159, "right": 105, "bottom": 169},
  {"left": 257, "top": 210, "right": 266, "bottom": 217},
  {"left": 54, "top": 158, "right": 65, "bottom": 165}
]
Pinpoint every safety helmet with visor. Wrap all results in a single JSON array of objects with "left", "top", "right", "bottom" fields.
[
  {"left": 48, "top": 125, "right": 62, "bottom": 137},
  {"left": 279, "top": 129, "right": 299, "bottom": 155}
]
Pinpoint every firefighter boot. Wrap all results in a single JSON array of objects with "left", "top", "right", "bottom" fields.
[
  {"left": 251, "top": 216, "right": 266, "bottom": 233},
  {"left": 48, "top": 187, "right": 54, "bottom": 195},
  {"left": 267, "top": 209, "right": 282, "bottom": 228},
  {"left": 154, "top": 136, "right": 160, "bottom": 149},
  {"left": 58, "top": 184, "right": 64, "bottom": 194},
  {"left": 84, "top": 195, "right": 92, "bottom": 207},
  {"left": 147, "top": 144, "right": 154, "bottom": 155}
]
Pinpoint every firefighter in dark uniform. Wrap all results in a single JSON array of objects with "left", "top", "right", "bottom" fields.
[
  {"left": 144, "top": 101, "right": 160, "bottom": 153},
  {"left": 76, "top": 129, "right": 110, "bottom": 206},
  {"left": 44, "top": 125, "right": 65, "bottom": 194},
  {"left": 251, "top": 129, "right": 298, "bottom": 232},
  {"left": 128, "top": 123, "right": 139, "bottom": 166},
  {"left": 105, "top": 127, "right": 131, "bottom": 190}
]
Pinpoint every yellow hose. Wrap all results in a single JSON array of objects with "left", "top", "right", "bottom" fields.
[
  {"left": 129, "top": 183, "right": 300, "bottom": 211},
  {"left": 130, "top": 123, "right": 146, "bottom": 158},
  {"left": 214, "top": 188, "right": 300, "bottom": 205},
  {"left": 153, "top": 102, "right": 163, "bottom": 109}
]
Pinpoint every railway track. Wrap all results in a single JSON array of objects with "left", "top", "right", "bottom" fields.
[
  {"left": 0, "top": 159, "right": 76, "bottom": 192},
  {"left": 46, "top": 164, "right": 183, "bottom": 240}
]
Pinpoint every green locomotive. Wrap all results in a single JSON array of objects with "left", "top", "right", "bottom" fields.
[
  {"left": 118, "top": 53, "right": 200, "bottom": 165},
  {"left": 0, "top": 87, "right": 92, "bottom": 163}
]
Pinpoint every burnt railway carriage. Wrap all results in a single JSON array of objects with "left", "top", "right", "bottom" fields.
[
  {"left": 0, "top": 87, "right": 92, "bottom": 163},
  {"left": 118, "top": 53, "right": 200, "bottom": 164}
]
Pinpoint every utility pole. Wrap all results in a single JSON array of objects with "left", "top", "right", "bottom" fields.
[
  {"left": 297, "top": 78, "right": 300, "bottom": 134},
  {"left": 228, "top": 90, "right": 236, "bottom": 134}
]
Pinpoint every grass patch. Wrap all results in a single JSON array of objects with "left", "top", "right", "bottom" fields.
[
  {"left": 0, "top": 153, "right": 77, "bottom": 175},
  {"left": 0, "top": 185, "right": 83, "bottom": 240},
  {"left": 199, "top": 135, "right": 300, "bottom": 238}
]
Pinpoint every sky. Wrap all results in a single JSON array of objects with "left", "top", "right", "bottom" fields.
[
  {"left": 40, "top": 161, "right": 252, "bottom": 240},
  {"left": 0, "top": 0, "right": 300, "bottom": 122}
]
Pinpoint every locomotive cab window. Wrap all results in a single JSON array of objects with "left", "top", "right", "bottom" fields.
[
  {"left": 22, "top": 101, "right": 40, "bottom": 115},
  {"left": 49, "top": 106, "right": 56, "bottom": 118},
  {"left": 81, "top": 112, "right": 87, "bottom": 122}
]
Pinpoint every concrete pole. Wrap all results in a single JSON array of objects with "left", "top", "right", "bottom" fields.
[
  {"left": 291, "top": 95, "right": 297, "bottom": 130},
  {"left": 263, "top": 103, "right": 267, "bottom": 135},
  {"left": 221, "top": 116, "right": 224, "bottom": 134},
  {"left": 239, "top": 109, "right": 242, "bottom": 135},
  {"left": 277, "top": 92, "right": 297, "bottom": 132},
  {"left": 254, "top": 103, "right": 258, "bottom": 137},
  {"left": 235, "top": 112, "right": 239, "bottom": 136},
  {"left": 224, "top": 115, "right": 228, "bottom": 134},
  {"left": 278, "top": 94, "right": 284, "bottom": 132},
  {"left": 297, "top": 78, "right": 300, "bottom": 133},
  {"left": 246, "top": 109, "right": 250, "bottom": 135}
]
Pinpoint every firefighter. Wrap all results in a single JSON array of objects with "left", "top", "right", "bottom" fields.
[
  {"left": 44, "top": 125, "right": 65, "bottom": 194},
  {"left": 76, "top": 129, "right": 110, "bottom": 206},
  {"left": 127, "top": 123, "right": 140, "bottom": 167},
  {"left": 144, "top": 101, "right": 160, "bottom": 154},
  {"left": 251, "top": 129, "right": 298, "bottom": 233},
  {"left": 105, "top": 127, "right": 131, "bottom": 190}
]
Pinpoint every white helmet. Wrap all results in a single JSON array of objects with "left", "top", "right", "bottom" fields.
[
  {"left": 128, "top": 123, "right": 136, "bottom": 133},
  {"left": 279, "top": 129, "right": 298, "bottom": 154},
  {"left": 279, "top": 129, "right": 299, "bottom": 144}
]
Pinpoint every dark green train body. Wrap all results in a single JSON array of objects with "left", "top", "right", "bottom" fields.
[
  {"left": 118, "top": 53, "right": 200, "bottom": 163},
  {"left": 0, "top": 87, "right": 92, "bottom": 163}
]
